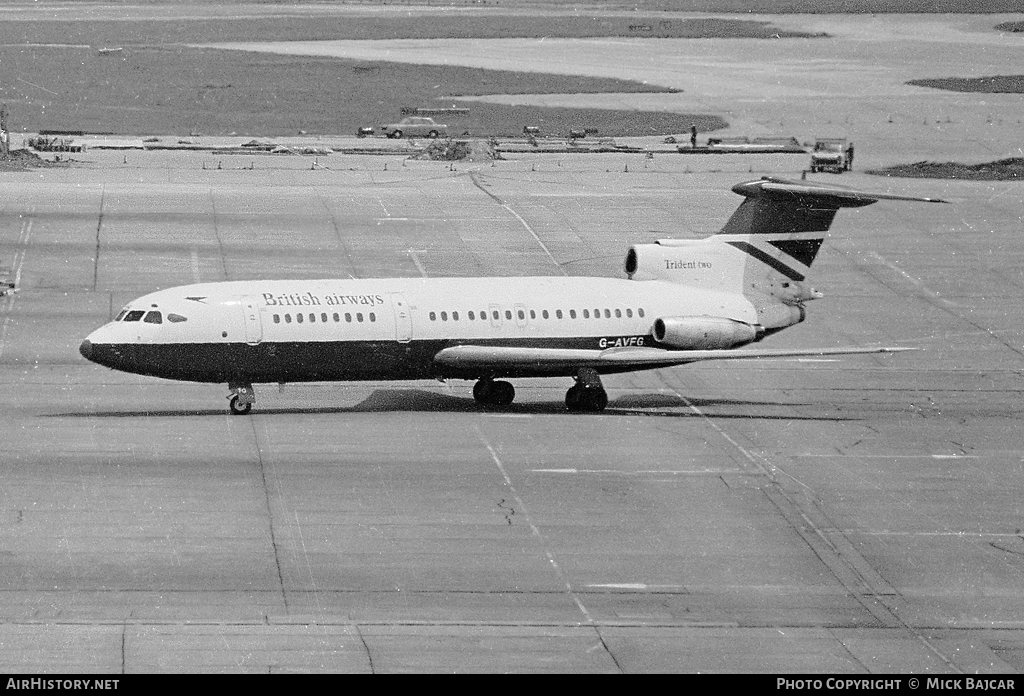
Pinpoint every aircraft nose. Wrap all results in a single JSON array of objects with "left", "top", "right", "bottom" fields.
[{"left": 79, "top": 339, "right": 93, "bottom": 361}]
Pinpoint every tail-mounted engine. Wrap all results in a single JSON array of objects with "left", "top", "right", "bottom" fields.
[
  {"left": 624, "top": 240, "right": 745, "bottom": 293},
  {"left": 652, "top": 316, "right": 764, "bottom": 350}
]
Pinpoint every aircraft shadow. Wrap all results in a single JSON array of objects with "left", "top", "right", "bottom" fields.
[{"left": 47, "top": 389, "right": 852, "bottom": 421}]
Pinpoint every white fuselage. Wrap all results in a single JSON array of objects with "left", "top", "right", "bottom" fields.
[{"left": 81, "top": 276, "right": 760, "bottom": 384}]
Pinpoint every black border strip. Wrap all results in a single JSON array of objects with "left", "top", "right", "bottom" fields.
[{"left": 726, "top": 241, "right": 805, "bottom": 281}]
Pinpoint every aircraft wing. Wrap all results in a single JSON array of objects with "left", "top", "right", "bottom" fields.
[{"left": 433, "top": 344, "right": 914, "bottom": 373}]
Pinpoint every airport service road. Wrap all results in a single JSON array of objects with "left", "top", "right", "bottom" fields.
[{"left": 0, "top": 153, "right": 1022, "bottom": 673}]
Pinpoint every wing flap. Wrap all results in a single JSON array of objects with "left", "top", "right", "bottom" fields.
[{"left": 433, "top": 344, "right": 914, "bottom": 372}]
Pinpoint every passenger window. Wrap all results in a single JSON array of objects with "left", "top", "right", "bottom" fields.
[
  {"left": 167, "top": 313, "right": 188, "bottom": 323},
  {"left": 321, "top": 313, "right": 328, "bottom": 323},
  {"left": 492, "top": 310, "right": 499, "bottom": 320},
  {"left": 345, "top": 313, "right": 352, "bottom": 323},
  {"left": 604, "top": 309, "right": 611, "bottom": 318},
  {"left": 123, "top": 310, "right": 145, "bottom": 322},
  {"left": 626, "top": 309, "right": 633, "bottom": 318},
  {"left": 615, "top": 309, "right": 621, "bottom": 318},
  {"left": 369, "top": 312, "right": 376, "bottom": 322},
  {"left": 583, "top": 309, "right": 590, "bottom": 319},
  {"left": 468, "top": 311, "right": 475, "bottom": 320},
  {"left": 333, "top": 313, "right": 340, "bottom": 322},
  {"left": 297, "top": 314, "right": 304, "bottom": 324},
  {"left": 517, "top": 310, "right": 525, "bottom": 320},
  {"left": 452, "top": 311, "right": 458, "bottom": 321},
  {"left": 594, "top": 308, "right": 600, "bottom": 318},
  {"left": 441, "top": 311, "right": 447, "bottom": 321},
  {"left": 542, "top": 310, "right": 549, "bottom": 319},
  {"left": 357, "top": 313, "right": 364, "bottom": 322},
  {"left": 273, "top": 314, "right": 281, "bottom": 324},
  {"left": 285, "top": 314, "right": 292, "bottom": 324},
  {"left": 430, "top": 311, "right": 436, "bottom": 321},
  {"left": 529, "top": 310, "right": 536, "bottom": 320},
  {"left": 505, "top": 310, "right": 512, "bottom": 320},
  {"left": 143, "top": 311, "right": 162, "bottom": 324},
  {"left": 638, "top": 308, "right": 645, "bottom": 318},
  {"left": 309, "top": 313, "right": 315, "bottom": 323},
  {"left": 569, "top": 310, "right": 576, "bottom": 319},
  {"left": 556, "top": 310, "right": 563, "bottom": 319}
]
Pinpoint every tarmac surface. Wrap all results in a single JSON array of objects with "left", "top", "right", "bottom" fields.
[{"left": 1, "top": 10, "right": 1024, "bottom": 675}]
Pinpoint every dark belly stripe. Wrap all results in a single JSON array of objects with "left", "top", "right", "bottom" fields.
[{"left": 86, "top": 335, "right": 658, "bottom": 383}]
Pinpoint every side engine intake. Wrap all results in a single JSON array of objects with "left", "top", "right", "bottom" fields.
[{"left": 653, "top": 316, "right": 764, "bottom": 350}]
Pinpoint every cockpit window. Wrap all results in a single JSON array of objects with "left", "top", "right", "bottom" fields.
[
  {"left": 123, "top": 310, "right": 145, "bottom": 322},
  {"left": 167, "top": 313, "right": 188, "bottom": 323},
  {"left": 114, "top": 309, "right": 128, "bottom": 321},
  {"left": 143, "top": 311, "right": 163, "bottom": 324}
]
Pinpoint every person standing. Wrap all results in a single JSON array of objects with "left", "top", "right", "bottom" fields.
[{"left": 690, "top": 123, "right": 698, "bottom": 149}]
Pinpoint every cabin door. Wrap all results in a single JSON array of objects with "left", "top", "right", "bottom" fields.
[
  {"left": 241, "top": 296, "right": 263, "bottom": 345},
  {"left": 391, "top": 293, "right": 412, "bottom": 343}
]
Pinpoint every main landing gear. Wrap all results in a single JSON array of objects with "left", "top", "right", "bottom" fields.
[
  {"left": 471, "top": 369, "right": 610, "bottom": 412},
  {"left": 472, "top": 378, "right": 516, "bottom": 407},
  {"left": 565, "top": 368, "right": 609, "bottom": 412},
  {"left": 228, "top": 382, "right": 255, "bottom": 415}
]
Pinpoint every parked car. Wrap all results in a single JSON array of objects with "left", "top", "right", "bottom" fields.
[{"left": 379, "top": 117, "right": 447, "bottom": 139}]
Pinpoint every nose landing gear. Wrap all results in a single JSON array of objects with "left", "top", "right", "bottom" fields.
[
  {"left": 565, "top": 368, "right": 608, "bottom": 412},
  {"left": 228, "top": 382, "right": 255, "bottom": 415}
]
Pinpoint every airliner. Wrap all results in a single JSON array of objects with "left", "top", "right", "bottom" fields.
[{"left": 79, "top": 177, "right": 946, "bottom": 414}]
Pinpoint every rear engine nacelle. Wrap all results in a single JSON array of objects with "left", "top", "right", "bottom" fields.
[
  {"left": 653, "top": 316, "right": 764, "bottom": 350},
  {"left": 625, "top": 241, "right": 745, "bottom": 292}
]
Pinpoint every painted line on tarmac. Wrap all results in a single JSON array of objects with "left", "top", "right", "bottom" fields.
[
  {"left": 846, "top": 531, "right": 1021, "bottom": 537},
  {"left": 531, "top": 468, "right": 742, "bottom": 475},
  {"left": 663, "top": 379, "right": 963, "bottom": 673},
  {"left": 869, "top": 250, "right": 960, "bottom": 308},
  {"left": 793, "top": 454, "right": 978, "bottom": 459},
  {"left": 408, "top": 249, "right": 428, "bottom": 278},
  {"left": 587, "top": 583, "right": 687, "bottom": 590},
  {"left": 469, "top": 171, "right": 565, "bottom": 275},
  {"left": 475, "top": 426, "right": 596, "bottom": 624}
]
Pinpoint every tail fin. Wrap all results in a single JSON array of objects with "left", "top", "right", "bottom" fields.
[
  {"left": 719, "top": 177, "right": 947, "bottom": 327},
  {"left": 716, "top": 177, "right": 947, "bottom": 282},
  {"left": 624, "top": 177, "right": 948, "bottom": 327}
]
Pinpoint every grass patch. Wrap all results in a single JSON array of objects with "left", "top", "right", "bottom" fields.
[
  {"left": 0, "top": 44, "right": 724, "bottom": 137},
  {"left": 867, "top": 158, "right": 1024, "bottom": 181},
  {"left": 908, "top": 76, "right": 1024, "bottom": 94},
  {"left": 0, "top": 14, "right": 826, "bottom": 46},
  {"left": 0, "top": 12, "right": 816, "bottom": 137}
]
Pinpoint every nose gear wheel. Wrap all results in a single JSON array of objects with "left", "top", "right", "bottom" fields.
[{"left": 228, "top": 382, "right": 255, "bottom": 415}]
